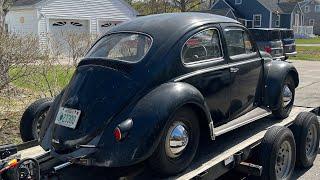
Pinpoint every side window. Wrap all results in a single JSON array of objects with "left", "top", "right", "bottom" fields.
[
  {"left": 224, "top": 28, "right": 255, "bottom": 57},
  {"left": 182, "top": 29, "right": 222, "bottom": 64}
]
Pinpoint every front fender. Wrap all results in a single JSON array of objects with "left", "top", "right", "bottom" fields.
[
  {"left": 263, "top": 60, "right": 299, "bottom": 110},
  {"left": 94, "top": 82, "right": 211, "bottom": 167}
]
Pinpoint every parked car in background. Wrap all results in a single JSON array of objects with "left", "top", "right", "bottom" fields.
[
  {"left": 279, "top": 29, "right": 297, "bottom": 60},
  {"left": 249, "top": 28, "right": 285, "bottom": 60},
  {"left": 20, "top": 13, "right": 299, "bottom": 177}
]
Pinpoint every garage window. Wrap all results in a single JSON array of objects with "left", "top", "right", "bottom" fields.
[
  {"left": 52, "top": 22, "right": 67, "bottom": 26},
  {"left": 86, "top": 33, "right": 152, "bottom": 63},
  {"left": 181, "top": 28, "right": 222, "bottom": 64}
]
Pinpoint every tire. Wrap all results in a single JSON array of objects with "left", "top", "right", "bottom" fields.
[
  {"left": 272, "top": 75, "right": 295, "bottom": 119},
  {"left": 291, "top": 112, "right": 320, "bottom": 168},
  {"left": 20, "top": 98, "right": 52, "bottom": 142},
  {"left": 259, "top": 126, "right": 296, "bottom": 180},
  {"left": 148, "top": 107, "right": 200, "bottom": 176}
]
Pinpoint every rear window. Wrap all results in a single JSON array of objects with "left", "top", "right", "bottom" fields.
[
  {"left": 250, "top": 29, "right": 281, "bottom": 41},
  {"left": 86, "top": 33, "right": 152, "bottom": 63}
]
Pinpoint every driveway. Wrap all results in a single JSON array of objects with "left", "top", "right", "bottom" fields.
[{"left": 291, "top": 60, "right": 320, "bottom": 108}]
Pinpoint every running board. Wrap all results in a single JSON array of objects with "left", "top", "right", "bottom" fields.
[{"left": 214, "top": 108, "right": 272, "bottom": 137}]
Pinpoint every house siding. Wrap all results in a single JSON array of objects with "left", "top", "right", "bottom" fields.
[
  {"left": 280, "top": 14, "right": 291, "bottom": 29},
  {"left": 5, "top": 9, "right": 38, "bottom": 34},
  {"left": 224, "top": 0, "right": 271, "bottom": 28}
]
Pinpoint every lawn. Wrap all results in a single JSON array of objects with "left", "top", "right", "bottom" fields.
[
  {"left": 296, "top": 37, "right": 320, "bottom": 44},
  {"left": 10, "top": 65, "right": 75, "bottom": 94},
  {"left": 291, "top": 46, "right": 320, "bottom": 61},
  {"left": 0, "top": 65, "right": 74, "bottom": 145}
]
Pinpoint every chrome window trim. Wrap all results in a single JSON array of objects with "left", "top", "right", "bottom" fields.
[
  {"left": 174, "top": 58, "right": 261, "bottom": 82},
  {"left": 181, "top": 28, "right": 224, "bottom": 67}
]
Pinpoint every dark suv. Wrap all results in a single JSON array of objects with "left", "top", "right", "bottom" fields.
[
  {"left": 279, "top": 29, "right": 297, "bottom": 60},
  {"left": 249, "top": 28, "right": 284, "bottom": 60}
]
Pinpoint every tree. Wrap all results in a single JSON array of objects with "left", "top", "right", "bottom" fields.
[
  {"left": 172, "top": 0, "right": 206, "bottom": 12},
  {"left": 0, "top": 0, "right": 12, "bottom": 31}
]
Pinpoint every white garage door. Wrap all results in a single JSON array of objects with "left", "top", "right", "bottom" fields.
[{"left": 49, "top": 19, "right": 90, "bottom": 54}]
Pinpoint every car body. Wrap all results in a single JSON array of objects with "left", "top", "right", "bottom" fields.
[
  {"left": 39, "top": 13, "right": 299, "bottom": 176},
  {"left": 279, "top": 29, "right": 297, "bottom": 59},
  {"left": 249, "top": 28, "right": 285, "bottom": 60}
]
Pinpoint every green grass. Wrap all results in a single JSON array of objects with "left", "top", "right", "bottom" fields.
[
  {"left": 9, "top": 65, "right": 75, "bottom": 93},
  {"left": 296, "top": 37, "right": 320, "bottom": 44},
  {"left": 291, "top": 46, "right": 320, "bottom": 61}
]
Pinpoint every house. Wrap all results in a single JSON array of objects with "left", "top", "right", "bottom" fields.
[
  {"left": 210, "top": 0, "right": 304, "bottom": 29},
  {"left": 5, "top": 0, "right": 138, "bottom": 46},
  {"left": 299, "top": 0, "right": 320, "bottom": 35}
]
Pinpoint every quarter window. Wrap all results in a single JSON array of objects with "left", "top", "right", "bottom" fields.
[
  {"left": 182, "top": 29, "right": 222, "bottom": 64},
  {"left": 224, "top": 28, "right": 255, "bottom": 57}
]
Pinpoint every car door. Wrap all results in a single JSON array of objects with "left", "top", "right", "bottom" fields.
[
  {"left": 223, "top": 26, "right": 263, "bottom": 120},
  {"left": 179, "top": 27, "right": 231, "bottom": 125}
]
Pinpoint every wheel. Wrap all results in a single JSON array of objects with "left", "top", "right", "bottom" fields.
[
  {"left": 148, "top": 107, "right": 200, "bottom": 176},
  {"left": 272, "top": 75, "right": 295, "bottom": 119},
  {"left": 259, "top": 126, "right": 296, "bottom": 180},
  {"left": 20, "top": 98, "right": 52, "bottom": 142},
  {"left": 291, "top": 112, "right": 320, "bottom": 168}
]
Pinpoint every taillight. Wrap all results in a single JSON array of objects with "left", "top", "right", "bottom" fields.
[
  {"left": 264, "top": 46, "right": 272, "bottom": 54},
  {"left": 114, "top": 127, "right": 122, "bottom": 141},
  {"left": 113, "top": 118, "right": 133, "bottom": 142}
]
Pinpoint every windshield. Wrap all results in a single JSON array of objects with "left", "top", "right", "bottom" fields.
[{"left": 86, "top": 33, "right": 152, "bottom": 63}]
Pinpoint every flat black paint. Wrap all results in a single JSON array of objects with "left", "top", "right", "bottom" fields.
[{"left": 40, "top": 13, "right": 299, "bottom": 167}]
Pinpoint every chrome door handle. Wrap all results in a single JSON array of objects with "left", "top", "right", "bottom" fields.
[{"left": 230, "top": 67, "right": 239, "bottom": 73}]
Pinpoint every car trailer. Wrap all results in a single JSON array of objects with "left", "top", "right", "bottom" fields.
[{"left": 1, "top": 105, "right": 319, "bottom": 180}]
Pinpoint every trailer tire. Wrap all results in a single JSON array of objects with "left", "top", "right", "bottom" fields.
[
  {"left": 259, "top": 126, "right": 296, "bottom": 180},
  {"left": 272, "top": 75, "right": 295, "bottom": 119},
  {"left": 20, "top": 98, "right": 52, "bottom": 142},
  {"left": 148, "top": 107, "right": 200, "bottom": 176},
  {"left": 291, "top": 112, "right": 320, "bottom": 168}
]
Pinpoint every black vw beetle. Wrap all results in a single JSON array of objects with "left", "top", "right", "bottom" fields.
[{"left": 21, "top": 13, "right": 299, "bottom": 176}]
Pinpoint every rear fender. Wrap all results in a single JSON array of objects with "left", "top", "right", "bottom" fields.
[
  {"left": 95, "top": 82, "right": 212, "bottom": 167},
  {"left": 263, "top": 61, "right": 299, "bottom": 110}
]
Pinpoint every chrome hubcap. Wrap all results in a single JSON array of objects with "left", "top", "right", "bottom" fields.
[
  {"left": 165, "top": 122, "right": 189, "bottom": 158},
  {"left": 283, "top": 85, "right": 293, "bottom": 107},
  {"left": 306, "top": 124, "right": 317, "bottom": 159},
  {"left": 275, "top": 141, "right": 293, "bottom": 179}
]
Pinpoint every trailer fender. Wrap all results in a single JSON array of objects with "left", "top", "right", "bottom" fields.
[
  {"left": 94, "top": 82, "right": 212, "bottom": 167},
  {"left": 263, "top": 61, "right": 299, "bottom": 110}
]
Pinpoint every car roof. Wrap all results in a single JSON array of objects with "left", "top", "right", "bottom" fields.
[
  {"left": 249, "top": 28, "right": 281, "bottom": 31},
  {"left": 108, "top": 12, "right": 239, "bottom": 39}
]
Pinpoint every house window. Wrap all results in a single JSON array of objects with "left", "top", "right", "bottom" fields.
[
  {"left": 275, "top": 14, "right": 280, "bottom": 27},
  {"left": 309, "top": 19, "right": 315, "bottom": 26},
  {"left": 253, "top": 14, "right": 262, "bottom": 27},
  {"left": 305, "top": 6, "right": 310, "bottom": 13},
  {"left": 235, "top": 0, "right": 242, "bottom": 5},
  {"left": 315, "top": 5, "right": 320, "bottom": 12}
]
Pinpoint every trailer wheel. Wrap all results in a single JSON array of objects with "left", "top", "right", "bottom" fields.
[
  {"left": 291, "top": 112, "right": 320, "bottom": 168},
  {"left": 20, "top": 98, "right": 52, "bottom": 142},
  {"left": 148, "top": 107, "right": 200, "bottom": 176},
  {"left": 259, "top": 126, "right": 296, "bottom": 180},
  {"left": 272, "top": 75, "right": 295, "bottom": 119}
]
